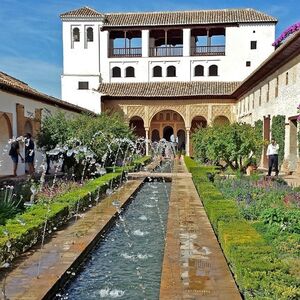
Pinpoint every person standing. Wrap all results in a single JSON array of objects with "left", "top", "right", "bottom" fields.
[
  {"left": 267, "top": 138, "right": 279, "bottom": 176},
  {"left": 25, "top": 133, "right": 35, "bottom": 175},
  {"left": 9, "top": 140, "right": 24, "bottom": 176},
  {"left": 170, "top": 133, "right": 178, "bottom": 158}
]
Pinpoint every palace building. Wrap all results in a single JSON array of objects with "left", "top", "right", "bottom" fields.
[{"left": 60, "top": 7, "right": 300, "bottom": 173}]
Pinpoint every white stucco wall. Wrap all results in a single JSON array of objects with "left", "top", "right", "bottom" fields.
[
  {"left": 61, "top": 75, "right": 101, "bottom": 113},
  {"left": 236, "top": 54, "right": 300, "bottom": 171},
  {"left": 237, "top": 55, "right": 300, "bottom": 124},
  {"left": 0, "top": 90, "right": 79, "bottom": 176}
]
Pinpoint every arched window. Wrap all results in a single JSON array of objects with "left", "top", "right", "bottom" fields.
[
  {"left": 209, "top": 65, "right": 218, "bottom": 76},
  {"left": 125, "top": 66, "right": 135, "bottom": 78},
  {"left": 87, "top": 27, "right": 93, "bottom": 42},
  {"left": 194, "top": 65, "right": 204, "bottom": 77},
  {"left": 167, "top": 66, "right": 176, "bottom": 77},
  {"left": 112, "top": 67, "right": 121, "bottom": 78},
  {"left": 153, "top": 66, "right": 162, "bottom": 77},
  {"left": 73, "top": 27, "right": 80, "bottom": 42}
]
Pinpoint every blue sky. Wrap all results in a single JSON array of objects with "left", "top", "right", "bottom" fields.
[{"left": 0, "top": 0, "right": 299, "bottom": 98}]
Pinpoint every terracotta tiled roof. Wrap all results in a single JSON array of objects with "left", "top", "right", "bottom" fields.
[
  {"left": 60, "top": 6, "right": 105, "bottom": 19},
  {"left": 98, "top": 81, "right": 240, "bottom": 98},
  {"left": 61, "top": 7, "right": 277, "bottom": 26},
  {"left": 105, "top": 9, "right": 276, "bottom": 27},
  {"left": 0, "top": 72, "right": 94, "bottom": 114}
]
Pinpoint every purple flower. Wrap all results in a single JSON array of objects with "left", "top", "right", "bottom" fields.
[{"left": 273, "top": 22, "right": 300, "bottom": 47}]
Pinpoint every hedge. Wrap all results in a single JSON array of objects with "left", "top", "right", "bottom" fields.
[
  {"left": 184, "top": 156, "right": 300, "bottom": 300},
  {"left": 0, "top": 156, "right": 151, "bottom": 265}
]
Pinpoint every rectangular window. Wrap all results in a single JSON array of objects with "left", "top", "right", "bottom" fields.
[
  {"left": 250, "top": 41, "right": 257, "bottom": 49},
  {"left": 78, "top": 81, "right": 89, "bottom": 90},
  {"left": 246, "top": 61, "right": 251, "bottom": 67},
  {"left": 259, "top": 88, "right": 262, "bottom": 106}
]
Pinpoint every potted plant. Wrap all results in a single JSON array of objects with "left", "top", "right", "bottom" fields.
[{"left": 246, "top": 156, "right": 257, "bottom": 175}]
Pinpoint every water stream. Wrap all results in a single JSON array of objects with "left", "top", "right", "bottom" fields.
[{"left": 57, "top": 179, "right": 171, "bottom": 300}]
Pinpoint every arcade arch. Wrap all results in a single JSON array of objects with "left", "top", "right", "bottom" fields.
[
  {"left": 213, "top": 115, "right": 230, "bottom": 126},
  {"left": 0, "top": 113, "right": 13, "bottom": 175},
  {"left": 129, "top": 116, "right": 146, "bottom": 137},
  {"left": 150, "top": 110, "right": 185, "bottom": 142},
  {"left": 191, "top": 116, "right": 207, "bottom": 133}
]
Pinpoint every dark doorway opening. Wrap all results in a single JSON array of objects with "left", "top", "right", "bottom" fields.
[{"left": 163, "top": 126, "right": 173, "bottom": 141}]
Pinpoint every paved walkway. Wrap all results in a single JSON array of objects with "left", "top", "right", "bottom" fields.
[{"left": 160, "top": 159, "right": 241, "bottom": 300}]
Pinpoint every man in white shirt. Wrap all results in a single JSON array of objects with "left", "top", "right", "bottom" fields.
[{"left": 266, "top": 138, "right": 279, "bottom": 176}]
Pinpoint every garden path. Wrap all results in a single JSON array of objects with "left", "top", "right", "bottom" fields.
[{"left": 160, "top": 159, "right": 241, "bottom": 299}]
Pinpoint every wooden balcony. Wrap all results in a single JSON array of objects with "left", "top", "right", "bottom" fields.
[
  {"left": 150, "top": 46, "right": 183, "bottom": 57},
  {"left": 191, "top": 45, "right": 225, "bottom": 56},
  {"left": 109, "top": 47, "right": 142, "bottom": 57}
]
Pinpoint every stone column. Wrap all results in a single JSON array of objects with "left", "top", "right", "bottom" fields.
[
  {"left": 142, "top": 30, "right": 149, "bottom": 57},
  {"left": 183, "top": 28, "right": 191, "bottom": 57},
  {"left": 34, "top": 108, "right": 42, "bottom": 137},
  {"left": 296, "top": 122, "right": 300, "bottom": 175},
  {"left": 186, "top": 128, "right": 190, "bottom": 156},
  {"left": 283, "top": 119, "right": 299, "bottom": 174},
  {"left": 16, "top": 103, "right": 25, "bottom": 137},
  {"left": 281, "top": 121, "right": 291, "bottom": 173},
  {"left": 145, "top": 128, "right": 149, "bottom": 156}
]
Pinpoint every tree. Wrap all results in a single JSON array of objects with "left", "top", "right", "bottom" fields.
[
  {"left": 192, "top": 123, "right": 264, "bottom": 172},
  {"left": 37, "top": 112, "right": 135, "bottom": 177},
  {"left": 36, "top": 111, "right": 72, "bottom": 151}
]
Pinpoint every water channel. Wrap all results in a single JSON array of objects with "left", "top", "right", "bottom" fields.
[{"left": 57, "top": 172, "right": 171, "bottom": 299}]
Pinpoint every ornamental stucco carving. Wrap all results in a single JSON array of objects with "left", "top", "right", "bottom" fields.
[{"left": 212, "top": 105, "right": 232, "bottom": 120}]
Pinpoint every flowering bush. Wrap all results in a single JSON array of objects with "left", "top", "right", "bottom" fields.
[
  {"left": 215, "top": 176, "right": 292, "bottom": 220},
  {"left": 273, "top": 22, "right": 300, "bottom": 47}
]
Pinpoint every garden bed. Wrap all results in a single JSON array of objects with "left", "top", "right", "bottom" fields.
[
  {"left": 0, "top": 156, "right": 151, "bottom": 266},
  {"left": 184, "top": 156, "right": 300, "bottom": 300}
]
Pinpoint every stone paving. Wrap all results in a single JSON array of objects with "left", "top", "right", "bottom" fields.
[{"left": 160, "top": 159, "right": 241, "bottom": 300}]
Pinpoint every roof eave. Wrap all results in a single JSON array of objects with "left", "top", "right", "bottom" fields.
[
  {"left": 0, "top": 84, "right": 95, "bottom": 115},
  {"left": 101, "top": 94, "right": 236, "bottom": 100}
]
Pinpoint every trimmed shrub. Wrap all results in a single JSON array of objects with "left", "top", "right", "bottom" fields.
[
  {"left": 0, "top": 156, "right": 151, "bottom": 264},
  {"left": 185, "top": 157, "right": 300, "bottom": 300}
]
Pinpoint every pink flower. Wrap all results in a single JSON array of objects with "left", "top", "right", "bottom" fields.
[{"left": 273, "top": 22, "right": 300, "bottom": 47}]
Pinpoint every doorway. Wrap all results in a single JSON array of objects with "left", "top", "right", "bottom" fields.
[{"left": 163, "top": 126, "right": 173, "bottom": 141}]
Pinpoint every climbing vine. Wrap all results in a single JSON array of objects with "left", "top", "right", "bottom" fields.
[{"left": 271, "top": 115, "right": 285, "bottom": 165}]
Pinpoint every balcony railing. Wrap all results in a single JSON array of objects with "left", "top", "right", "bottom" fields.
[
  {"left": 191, "top": 45, "right": 225, "bottom": 56},
  {"left": 109, "top": 47, "right": 142, "bottom": 57},
  {"left": 150, "top": 46, "right": 183, "bottom": 57}
]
